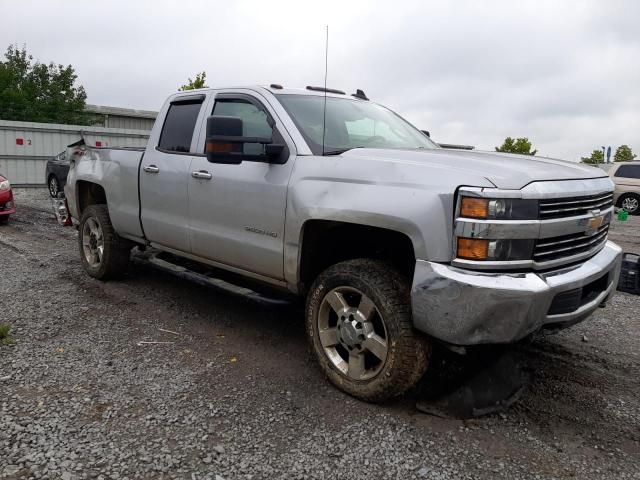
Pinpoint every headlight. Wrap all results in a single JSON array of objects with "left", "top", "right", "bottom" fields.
[
  {"left": 457, "top": 238, "right": 535, "bottom": 261},
  {"left": 459, "top": 197, "right": 538, "bottom": 220},
  {"left": 0, "top": 179, "right": 10, "bottom": 192}
]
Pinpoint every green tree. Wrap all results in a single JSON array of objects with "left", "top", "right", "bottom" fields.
[
  {"left": 613, "top": 144, "right": 636, "bottom": 162},
  {"left": 179, "top": 71, "right": 208, "bottom": 91},
  {"left": 0, "top": 45, "right": 90, "bottom": 124},
  {"left": 495, "top": 137, "right": 537, "bottom": 155},
  {"left": 581, "top": 149, "right": 604, "bottom": 164}
]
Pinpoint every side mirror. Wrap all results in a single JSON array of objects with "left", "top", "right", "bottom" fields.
[
  {"left": 421, "top": 130, "right": 430, "bottom": 138},
  {"left": 205, "top": 115, "right": 285, "bottom": 164}
]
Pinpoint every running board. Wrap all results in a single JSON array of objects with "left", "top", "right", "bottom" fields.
[{"left": 132, "top": 248, "right": 291, "bottom": 306}]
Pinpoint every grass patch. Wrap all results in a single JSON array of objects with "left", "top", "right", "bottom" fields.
[{"left": 0, "top": 324, "right": 15, "bottom": 346}]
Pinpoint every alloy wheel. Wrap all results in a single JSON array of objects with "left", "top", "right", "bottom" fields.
[
  {"left": 317, "top": 286, "right": 388, "bottom": 381},
  {"left": 82, "top": 217, "right": 104, "bottom": 267},
  {"left": 49, "top": 177, "right": 59, "bottom": 197},
  {"left": 622, "top": 196, "right": 639, "bottom": 213}
]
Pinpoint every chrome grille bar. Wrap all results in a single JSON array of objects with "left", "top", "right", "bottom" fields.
[
  {"left": 536, "top": 225, "right": 609, "bottom": 249},
  {"left": 539, "top": 192, "right": 613, "bottom": 207},
  {"left": 539, "top": 192, "right": 614, "bottom": 219},
  {"left": 534, "top": 226, "right": 609, "bottom": 261}
]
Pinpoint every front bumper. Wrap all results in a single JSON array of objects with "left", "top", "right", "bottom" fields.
[{"left": 411, "top": 241, "right": 623, "bottom": 345}]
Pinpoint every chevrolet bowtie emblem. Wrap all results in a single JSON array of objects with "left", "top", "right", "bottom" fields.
[{"left": 585, "top": 209, "right": 604, "bottom": 235}]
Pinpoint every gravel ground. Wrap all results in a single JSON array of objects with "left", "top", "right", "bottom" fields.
[{"left": 1, "top": 188, "right": 639, "bottom": 480}]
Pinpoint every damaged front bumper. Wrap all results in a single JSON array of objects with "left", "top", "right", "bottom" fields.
[{"left": 411, "top": 241, "right": 622, "bottom": 345}]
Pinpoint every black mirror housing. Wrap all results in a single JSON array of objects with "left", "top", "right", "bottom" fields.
[
  {"left": 265, "top": 143, "right": 285, "bottom": 158},
  {"left": 205, "top": 115, "right": 244, "bottom": 164},
  {"left": 209, "top": 115, "right": 243, "bottom": 137},
  {"left": 206, "top": 115, "right": 277, "bottom": 164}
]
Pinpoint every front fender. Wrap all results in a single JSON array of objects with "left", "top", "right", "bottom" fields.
[{"left": 283, "top": 176, "right": 457, "bottom": 288}]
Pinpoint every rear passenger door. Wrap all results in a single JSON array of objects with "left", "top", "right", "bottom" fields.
[{"left": 139, "top": 95, "right": 205, "bottom": 253}]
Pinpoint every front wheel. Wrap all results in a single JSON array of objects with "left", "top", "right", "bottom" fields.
[
  {"left": 306, "top": 259, "right": 430, "bottom": 402},
  {"left": 619, "top": 193, "right": 640, "bottom": 215},
  {"left": 78, "top": 204, "right": 131, "bottom": 280}
]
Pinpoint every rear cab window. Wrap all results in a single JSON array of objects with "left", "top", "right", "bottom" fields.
[{"left": 158, "top": 97, "right": 204, "bottom": 153}]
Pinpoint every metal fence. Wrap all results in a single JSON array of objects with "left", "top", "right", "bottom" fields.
[{"left": 0, "top": 119, "right": 151, "bottom": 185}]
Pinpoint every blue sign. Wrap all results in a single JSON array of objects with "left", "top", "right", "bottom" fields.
[{"left": 607, "top": 146, "right": 612, "bottom": 162}]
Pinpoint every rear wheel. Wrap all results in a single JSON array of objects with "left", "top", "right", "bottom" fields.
[
  {"left": 619, "top": 193, "right": 640, "bottom": 215},
  {"left": 78, "top": 204, "right": 131, "bottom": 280},
  {"left": 306, "top": 259, "right": 430, "bottom": 402},
  {"left": 48, "top": 175, "right": 60, "bottom": 198}
]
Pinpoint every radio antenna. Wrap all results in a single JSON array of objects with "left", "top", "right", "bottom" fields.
[{"left": 321, "top": 25, "right": 329, "bottom": 156}]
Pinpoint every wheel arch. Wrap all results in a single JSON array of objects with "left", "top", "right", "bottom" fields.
[
  {"left": 76, "top": 180, "right": 108, "bottom": 216},
  {"left": 297, "top": 219, "right": 417, "bottom": 294}
]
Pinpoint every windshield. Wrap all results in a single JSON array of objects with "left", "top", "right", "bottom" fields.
[{"left": 276, "top": 94, "right": 438, "bottom": 155}]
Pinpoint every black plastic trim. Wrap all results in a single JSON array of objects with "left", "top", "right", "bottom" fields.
[
  {"left": 170, "top": 94, "right": 206, "bottom": 104},
  {"left": 306, "top": 85, "right": 346, "bottom": 95},
  {"left": 155, "top": 147, "right": 205, "bottom": 157}
]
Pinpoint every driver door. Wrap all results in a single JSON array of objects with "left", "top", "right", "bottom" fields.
[{"left": 187, "top": 92, "right": 296, "bottom": 280}]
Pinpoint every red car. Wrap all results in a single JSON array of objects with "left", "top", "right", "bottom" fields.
[{"left": 0, "top": 173, "right": 16, "bottom": 224}]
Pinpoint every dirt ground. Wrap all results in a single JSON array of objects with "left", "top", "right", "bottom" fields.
[{"left": 1, "top": 188, "right": 639, "bottom": 480}]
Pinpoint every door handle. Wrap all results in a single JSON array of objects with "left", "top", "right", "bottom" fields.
[
  {"left": 191, "top": 170, "right": 213, "bottom": 180},
  {"left": 143, "top": 165, "right": 160, "bottom": 174}
]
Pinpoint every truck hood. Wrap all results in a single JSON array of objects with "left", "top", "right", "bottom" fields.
[{"left": 340, "top": 148, "right": 606, "bottom": 190}]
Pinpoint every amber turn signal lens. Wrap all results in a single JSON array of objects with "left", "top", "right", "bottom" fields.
[
  {"left": 460, "top": 197, "right": 489, "bottom": 218},
  {"left": 206, "top": 141, "right": 234, "bottom": 153},
  {"left": 457, "top": 238, "right": 489, "bottom": 260}
]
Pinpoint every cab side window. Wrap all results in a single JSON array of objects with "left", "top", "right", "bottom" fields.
[
  {"left": 158, "top": 99, "right": 203, "bottom": 153},
  {"left": 212, "top": 99, "right": 273, "bottom": 155}
]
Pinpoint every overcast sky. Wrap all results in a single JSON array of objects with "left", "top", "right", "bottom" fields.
[{"left": 2, "top": 0, "right": 639, "bottom": 160}]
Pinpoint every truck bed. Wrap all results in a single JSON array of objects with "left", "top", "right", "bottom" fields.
[{"left": 66, "top": 145, "right": 145, "bottom": 240}]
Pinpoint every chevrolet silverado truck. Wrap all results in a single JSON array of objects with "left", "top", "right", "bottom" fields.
[{"left": 65, "top": 85, "right": 623, "bottom": 402}]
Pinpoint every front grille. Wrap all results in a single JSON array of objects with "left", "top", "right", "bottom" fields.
[
  {"left": 534, "top": 224, "right": 609, "bottom": 263},
  {"left": 539, "top": 192, "right": 614, "bottom": 219}
]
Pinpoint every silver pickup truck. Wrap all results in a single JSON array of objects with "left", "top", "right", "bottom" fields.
[{"left": 65, "top": 85, "right": 622, "bottom": 402}]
